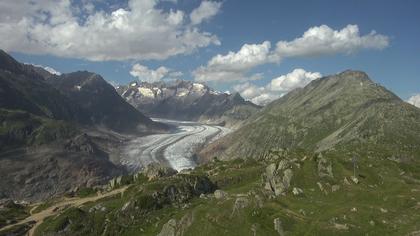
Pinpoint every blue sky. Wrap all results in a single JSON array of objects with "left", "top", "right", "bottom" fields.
[{"left": 2, "top": 0, "right": 420, "bottom": 105}]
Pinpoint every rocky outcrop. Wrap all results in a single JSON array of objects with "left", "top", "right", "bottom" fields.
[
  {"left": 317, "top": 153, "right": 333, "bottom": 178},
  {"left": 143, "top": 163, "right": 178, "bottom": 180},
  {"left": 263, "top": 160, "right": 294, "bottom": 196},
  {"left": 157, "top": 212, "right": 194, "bottom": 236}
]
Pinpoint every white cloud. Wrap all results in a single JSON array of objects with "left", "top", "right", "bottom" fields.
[
  {"left": 193, "top": 41, "right": 272, "bottom": 82},
  {"left": 275, "top": 24, "right": 389, "bottom": 58},
  {"left": 408, "top": 94, "right": 420, "bottom": 108},
  {"left": 190, "top": 1, "right": 222, "bottom": 25},
  {"left": 0, "top": 0, "right": 221, "bottom": 61},
  {"left": 193, "top": 25, "right": 388, "bottom": 83},
  {"left": 130, "top": 63, "right": 182, "bottom": 82},
  {"left": 268, "top": 69, "right": 322, "bottom": 92},
  {"left": 234, "top": 69, "right": 322, "bottom": 106}
]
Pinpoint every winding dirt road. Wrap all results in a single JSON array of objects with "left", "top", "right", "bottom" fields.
[{"left": 0, "top": 186, "right": 129, "bottom": 236}]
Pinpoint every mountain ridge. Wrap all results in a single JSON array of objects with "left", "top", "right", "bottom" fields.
[
  {"left": 199, "top": 70, "right": 420, "bottom": 162},
  {"left": 117, "top": 79, "right": 260, "bottom": 127}
]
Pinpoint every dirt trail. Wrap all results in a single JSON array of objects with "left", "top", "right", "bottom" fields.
[{"left": 0, "top": 186, "right": 129, "bottom": 236}]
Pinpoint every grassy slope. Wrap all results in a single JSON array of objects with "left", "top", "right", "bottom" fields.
[{"left": 32, "top": 150, "right": 420, "bottom": 235}]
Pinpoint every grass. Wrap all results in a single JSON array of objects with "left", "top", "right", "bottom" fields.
[{"left": 31, "top": 149, "right": 420, "bottom": 236}]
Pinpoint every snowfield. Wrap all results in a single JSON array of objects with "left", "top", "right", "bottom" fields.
[{"left": 121, "top": 119, "right": 231, "bottom": 172}]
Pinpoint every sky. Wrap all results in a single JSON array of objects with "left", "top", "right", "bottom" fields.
[{"left": 1, "top": 0, "right": 419, "bottom": 106}]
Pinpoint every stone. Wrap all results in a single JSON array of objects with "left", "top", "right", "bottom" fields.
[
  {"left": 214, "top": 190, "right": 228, "bottom": 200},
  {"left": 273, "top": 218, "right": 285, "bottom": 236},
  {"left": 292, "top": 187, "right": 303, "bottom": 196},
  {"left": 317, "top": 153, "right": 333, "bottom": 178},
  {"left": 343, "top": 177, "right": 351, "bottom": 185},
  {"left": 231, "top": 197, "right": 249, "bottom": 217},
  {"left": 331, "top": 185, "right": 340, "bottom": 192},
  {"left": 157, "top": 219, "right": 177, "bottom": 236},
  {"left": 351, "top": 176, "right": 359, "bottom": 184},
  {"left": 380, "top": 208, "right": 388, "bottom": 213},
  {"left": 263, "top": 162, "right": 293, "bottom": 196},
  {"left": 143, "top": 163, "right": 178, "bottom": 180}
]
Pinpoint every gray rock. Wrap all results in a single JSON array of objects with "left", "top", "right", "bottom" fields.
[
  {"left": 273, "top": 218, "right": 285, "bottom": 236},
  {"left": 143, "top": 163, "right": 178, "bottom": 180},
  {"left": 157, "top": 219, "right": 177, "bottom": 236},
  {"left": 317, "top": 153, "right": 333, "bottom": 178},
  {"left": 292, "top": 187, "right": 303, "bottom": 196},
  {"left": 214, "top": 190, "right": 228, "bottom": 200},
  {"left": 157, "top": 212, "right": 194, "bottom": 236},
  {"left": 263, "top": 162, "right": 294, "bottom": 196},
  {"left": 231, "top": 197, "right": 249, "bottom": 217},
  {"left": 331, "top": 185, "right": 340, "bottom": 192}
]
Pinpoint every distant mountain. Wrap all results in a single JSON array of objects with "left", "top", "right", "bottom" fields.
[
  {"left": 47, "top": 71, "right": 166, "bottom": 133},
  {"left": 116, "top": 80, "right": 260, "bottom": 126},
  {"left": 200, "top": 70, "right": 420, "bottom": 161}
]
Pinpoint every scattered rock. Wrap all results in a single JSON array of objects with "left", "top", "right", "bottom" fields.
[
  {"left": 333, "top": 223, "right": 349, "bottom": 230},
  {"left": 350, "top": 207, "right": 357, "bottom": 212},
  {"left": 231, "top": 197, "right": 249, "bottom": 217},
  {"left": 273, "top": 218, "right": 285, "bottom": 236},
  {"left": 214, "top": 190, "right": 228, "bottom": 200},
  {"left": 292, "top": 187, "right": 303, "bottom": 196},
  {"left": 331, "top": 185, "right": 340, "bottom": 192},
  {"left": 343, "top": 177, "right": 351, "bottom": 185},
  {"left": 369, "top": 220, "right": 375, "bottom": 226},
  {"left": 351, "top": 176, "right": 359, "bottom": 184},
  {"left": 380, "top": 208, "right": 388, "bottom": 213}
]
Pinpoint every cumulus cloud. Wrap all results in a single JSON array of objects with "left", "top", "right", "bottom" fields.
[
  {"left": 275, "top": 24, "right": 389, "bottom": 58},
  {"left": 193, "top": 41, "right": 272, "bottom": 82},
  {"left": 234, "top": 69, "right": 322, "bottom": 105},
  {"left": 193, "top": 24, "right": 388, "bottom": 83},
  {"left": 407, "top": 94, "right": 420, "bottom": 108},
  {"left": 0, "top": 0, "right": 221, "bottom": 61},
  {"left": 130, "top": 64, "right": 181, "bottom": 82},
  {"left": 190, "top": 1, "right": 222, "bottom": 25},
  {"left": 268, "top": 69, "right": 322, "bottom": 92}
]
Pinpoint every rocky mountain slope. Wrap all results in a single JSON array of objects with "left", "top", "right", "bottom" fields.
[
  {"left": 117, "top": 80, "right": 260, "bottom": 127},
  {"left": 47, "top": 71, "right": 166, "bottom": 133},
  {"left": 200, "top": 70, "right": 420, "bottom": 162},
  {"left": 0, "top": 50, "right": 166, "bottom": 201}
]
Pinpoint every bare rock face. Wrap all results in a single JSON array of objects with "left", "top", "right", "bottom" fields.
[
  {"left": 143, "top": 163, "right": 178, "bottom": 180},
  {"left": 317, "top": 153, "right": 333, "bottom": 178},
  {"left": 273, "top": 218, "right": 285, "bottom": 236},
  {"left": 157, "top": 212, "right": 194, "bottom": 236},
  {"left": 263, "top": 160, "right": 294, "bottom": 196}
]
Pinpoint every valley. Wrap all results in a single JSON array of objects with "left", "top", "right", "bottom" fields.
[{"left": 121, "top": 119, "right": 231, "bottom": 172}]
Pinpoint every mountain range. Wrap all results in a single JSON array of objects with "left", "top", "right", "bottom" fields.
[{"left": 117, "top": 80, "right": 260, "bottom": 127}]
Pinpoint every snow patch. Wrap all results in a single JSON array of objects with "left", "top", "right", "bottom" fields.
[{"left": 138, "top": 87, "right": 155, "bottom": 98}]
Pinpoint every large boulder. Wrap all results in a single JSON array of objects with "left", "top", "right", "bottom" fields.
[
  {"left": 143, "top": 163, "right": 177, "bottom": 180},
  {"left": 263, "top": 160, "right": 294, "bottom": 196},
  {"left": 317, "top": 153, "right": 333, "bottom": 178}
]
